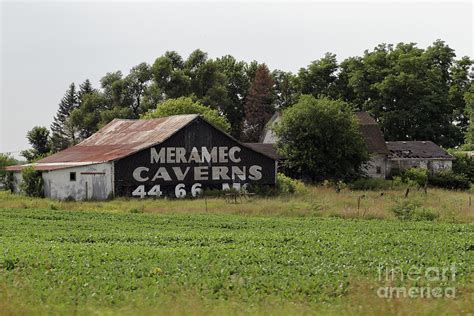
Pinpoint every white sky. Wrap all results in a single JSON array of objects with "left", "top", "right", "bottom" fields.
[{"left": 1, "top": 0, "right": 473, "bottom": 155}]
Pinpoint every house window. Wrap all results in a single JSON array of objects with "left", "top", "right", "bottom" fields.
[
  {"left": 376, "top": 166, "right": 382, "bottom": 174},
  {"left": 70, "top": 172, "right": 76, "bottom": 182}
]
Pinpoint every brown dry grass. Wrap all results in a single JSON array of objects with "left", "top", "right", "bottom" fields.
[{"left": 0, "top": 185, "right": 473, "bottom": 223}]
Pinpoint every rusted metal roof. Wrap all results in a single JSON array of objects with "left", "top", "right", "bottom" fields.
[
  {"left": 6, "top": 115, "right": 198, "bottom": 171},
  {"left": 386, "top": 141, "right": 454, "bottom": 159},
  {"left": 5, "top": 162, "right": 100, "bottom": 172},
  {"left": 37, "top": 114, "right": 199, "bottom": 165}
]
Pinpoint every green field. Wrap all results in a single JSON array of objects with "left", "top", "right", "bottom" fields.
[{"left": 0, "top": 198, "right": 473, "bottom": 315}]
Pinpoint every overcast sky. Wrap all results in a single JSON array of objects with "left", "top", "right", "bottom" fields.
[{"left": 1, "top": 1, "right": 472, "bottom": 156}]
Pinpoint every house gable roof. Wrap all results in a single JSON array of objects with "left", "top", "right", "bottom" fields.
[{"left": 355, "top": 112, "right": 389, "bottom": 155}]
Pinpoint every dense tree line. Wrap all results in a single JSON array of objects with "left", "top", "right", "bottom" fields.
[{"left": 22, "top": 40, "right": 473, "bottom": 162}]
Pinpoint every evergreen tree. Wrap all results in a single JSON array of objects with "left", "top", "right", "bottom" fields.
[
  {"left": 50, "top": 83, "right": 79, "bottom": 152},
  {"left": 242, "top": 64, "right": 275, "bottom": 142},
  {"left": 78, "top": 79, "right": 95, "bottom": 101}
]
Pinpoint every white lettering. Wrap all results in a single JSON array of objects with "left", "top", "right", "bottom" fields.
[
  {"left": 166, "top": 147, "right": 176, "bottom": 163},
  {"left": 248, "top": 165, "right": 262, "bottom": 180},
  {"left": 188, "top": 147, "right": 201, "bottom": 163},
  {"left": 175, "top": 147, "right": 186, "bottom": 163},
  {"left": 133, "top": 167, "right": 149, "bottom": 182},
  {"left": 150, "top": 148, "right": 165, "bottom": 164},
  {"left": 151, "top": 167, "right": 172, "bottom": 181},
  {"left": 172, "top": 166, "right": 190, "bottom": 181},
  {"left": 231, "top": 166, "right": 246, "bottom": 181},
  {"left": 229, "top": 146, "right": 241, "bottom": 163},
  {"left": 218, "top": 147, "right": 229, "bottom": 163},
  {"left": 201, "top": 147, "right": 218, "bottom": 163},
  {"left": 212, "top": 166, "right": 230, "bottom": 180},
  {"left": 194, "top": 166, "right": 209, "bottom": 181}
]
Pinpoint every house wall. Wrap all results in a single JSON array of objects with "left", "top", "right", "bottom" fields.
[
  {"left": 362, "top": 154, "right": 387, "bottom": 179},
  {"left": 12, "top": 172, "right": 22, "bottom": 193},
  {"left": 11, "top": 163, "right": 114, "bottom": 200},
  {"left": 387, "top": 159, "right": 452, "bottom": 176},
  {"left": 261, "top": 114, "right": 281, "bottom": 144},
  {"left": 43, "top": 163, "right": 114, "bottom": 200}
]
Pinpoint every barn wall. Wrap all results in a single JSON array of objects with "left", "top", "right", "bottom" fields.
[
  {"left": 431, "top": 160, "right": 453, "bottom": 173},
  {"left": 28, "top": 163, "right": 114, "bottom": 200},
  {"left": 387, "top": 159, "right": 452, "bottom": 176},
  {"left": 361, "top": 154, "right": 387, "bottom": 179},
  {"left": 114, "top": 118, "right": 277, "bottom": 198}
]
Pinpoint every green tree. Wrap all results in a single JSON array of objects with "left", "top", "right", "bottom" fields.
[
  {"left": 78, "top": 79, "right": 95, "bottom": 101},
  {"left": 272, "top": 70, "right": 299, "bottom": 110},
  {"left": 21, "top": 166, "right": 44, "bottom": 197},
  {"left": 464, "top": 83, "right": 474, "bottom": 148},
  {"left": 50, "top": 83, "right": 79, "bottom": 152},
  {"left": 0, "top": 153, "right": 17, "bottom": 189},
  {"left": 243, "top": 64, "right": 275, "bottom": 142},
  {"left": 337, "top": 40, "right": 471, "bottom": 147},
  {"left": 274, "top": 95, "right": 369, "bottom": 181},
  {"left": 70, "top": 92, "right": 109, "bottom": 139},
  {"left": 141, "top": 97, "right": 231, "bottom": 132},
  {"left": 151, "top": 51, "right": 190, "bottom": 98},
  {"left": 215, "top": 55, "right": 250, "bottom": 138},
  {"left": 124, "top": 62, "right": 153, "bottom": 116},
  {"left": 298, "top": 53, "right": 339, "bottom": 98},
  {"left": 449, "top": 57, "right": 473, "bottom": 136},
  {"left": 141, "top": 81, "right": 164, "bottom": 111},
  {"left": 21, "top": 127, "right": 51, "bottom": 162}
]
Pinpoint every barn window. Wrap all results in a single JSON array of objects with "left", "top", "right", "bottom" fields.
[
  {"left": 376, "top": 166, "right": 382, "bottom": 174},
  {"left": 70, "top": 172, "right": 76, "bottom": 182}
]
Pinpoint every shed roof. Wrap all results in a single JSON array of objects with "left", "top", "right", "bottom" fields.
[
  {"left": 386, "top": 141, "right": 453, "bottom": 159},
  {"left": 244, "top": 143, "right": 282, "bottom": 160}
]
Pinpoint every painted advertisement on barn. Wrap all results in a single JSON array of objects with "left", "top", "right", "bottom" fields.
[{"left": 114, "top": 118, "right": 276, "bottom": 198}]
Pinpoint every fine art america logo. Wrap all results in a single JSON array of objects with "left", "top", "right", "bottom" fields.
[{"left": 377, "top": 264, "right": 456, "bottom": 299}]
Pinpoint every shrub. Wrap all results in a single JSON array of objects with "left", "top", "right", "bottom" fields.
[
  {"left": 141, "top": 97, "right": 231, "bottom": 132},
  {"left": 391, "top": 199, "right": 439, "bottom": 221},
  {"left": 451, "top": 152, "right": 474, "bottom": 182},
  {"left": 129, "top": 207, "right": 144, "bottom": 214},
  {"left": 20, "top": 166, "right": 44, "bottom": 198},
  {"left": 248, "top": 173, "right": 307, "bottom": 196},
  {"left": 401, "top": 168, "right": 428, "bottom": 187},
  {"left": 274, "top": 95, "right": 369, "bottom": 182},
  {"left": 0, "top": 153, "right": 17, "bottom": 190},
  {"left": 429, "top": 170, "right": 470, "bottom": 190},
  {"left": 349, "top": 178, "right": 393, "bottom": 191}
]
